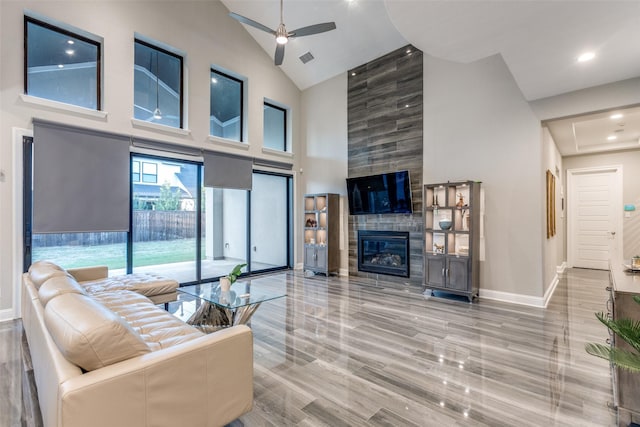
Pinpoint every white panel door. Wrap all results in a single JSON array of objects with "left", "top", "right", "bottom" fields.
[{"left": 568, "top": 168, "right": 621, "bottom": 270}]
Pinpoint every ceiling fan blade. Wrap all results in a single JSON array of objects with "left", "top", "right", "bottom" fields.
[
  {"left": 229, "top": 12, "right": 276, "bottom": 35},
  {"left": 275, "top": 44, "right": 285, "bottom": 66},
  {"left": 289, "top": 22, "right": 336, "bottom": 38}
]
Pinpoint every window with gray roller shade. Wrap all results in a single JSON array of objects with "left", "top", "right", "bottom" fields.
[
  {"left": 33, "top": 120, "right": 130, "bottom": 233},
  {"left": 203, "top": 150, "right": 252, "bottom": 190}
]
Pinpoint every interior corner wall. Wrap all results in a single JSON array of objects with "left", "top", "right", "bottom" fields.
[
  {"left": 423, "top": 53, "right": 544, "bottom": 300},
  {"left": 542, "top": 127, "right": 564, "bottom": 293},
  {"left": 564, "top": 150, "right": 640, "bottom": 260},
  {"left": 300, "top": 74, "right": 349, "bottom": 273},
  {"left": 0, "top": 0, "right": 302, "bottom": 314}
]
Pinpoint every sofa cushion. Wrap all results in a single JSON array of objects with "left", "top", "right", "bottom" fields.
[
  {"left": 93, "top": 290, "right": 204, "bottom": 351},
  {"left": 38, "top": 274, "right": 87, "bottom": 306},
  {"left": 82, "top": 273, "right": 178, "bottom": 297},
  {"left": 44, "top": 293, "right": 150, "bottom": 371},
  {"left": 28, "top": 260, "right": 67, "bottom": 288}
]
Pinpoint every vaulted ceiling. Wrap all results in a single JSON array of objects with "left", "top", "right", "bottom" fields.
[{"left": 221, "top": 0, "right": 640, "bottom": 155}]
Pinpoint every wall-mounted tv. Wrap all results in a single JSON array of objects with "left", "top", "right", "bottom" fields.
[{"left": 346, "top": 171, "right": 413, "bottom": 215}]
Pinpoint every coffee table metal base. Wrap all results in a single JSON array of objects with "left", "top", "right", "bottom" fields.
[{"left": 187, "top": 300, "right": 263, "bottom": 333}]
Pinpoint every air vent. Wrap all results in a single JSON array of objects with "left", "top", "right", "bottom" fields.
[{"left": 299, "top": 52, "right": 314, "bottom": 64}]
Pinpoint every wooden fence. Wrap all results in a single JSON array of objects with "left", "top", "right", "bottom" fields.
[{"left": 33, "top": 211, "right": 203, "bottom": 247}]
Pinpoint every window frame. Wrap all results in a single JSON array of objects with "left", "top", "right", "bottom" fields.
[
  {"left": 132, "top": 160, "right": 141, "bottom": 182},
  {"left": 133, "top": 38, "right": 185, "bottom": 129},
  {"left": 263, "top": 101, "right": 288, "bottom": 152},
  {"left": 141, "top": 162, "right": 158, "bottom": 184},
  {"left": 210, "top": 68, "right": 245, "bottom": 143},
  {"left": 24, "top": 15, "right": 102, "bottom": 110}
]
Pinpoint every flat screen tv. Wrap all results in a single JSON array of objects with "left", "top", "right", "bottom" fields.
[{"left": 346, "top": 171, "right": 413, "bottom": 215}]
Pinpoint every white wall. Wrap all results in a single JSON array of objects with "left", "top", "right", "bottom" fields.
[
  {"left": 423, "top": 53, "right": 545, "bottom": 302},
  {"left": 530, "top": 77, "right": 640, "bottom": 121},
  {"left": 300, "top": 73, "right": 349, "bottom": 274},
  {"left": 0, "top": 0, "right": 302, "bottom": 315},
  {"left": 542, "top": 127, "right": 564, "bottom": 296}
]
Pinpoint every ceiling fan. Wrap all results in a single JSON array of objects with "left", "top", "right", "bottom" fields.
[{"left": 229, "top": 0, "right": 336, "bottom": 66}]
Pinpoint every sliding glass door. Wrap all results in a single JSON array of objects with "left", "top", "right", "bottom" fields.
[
  {"left": 250, "top": 172, "right": 292, "bottom": 272},
  {"left": 201, "top": 187, "right": 248, "bottom": 280},
  {"left": 26, "top": 140, "right": 292, "bottom": 284},
  {"left": 131, "top": 155, "right": 199, "bottom": 283}
]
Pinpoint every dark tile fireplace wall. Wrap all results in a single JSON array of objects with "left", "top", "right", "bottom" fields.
[{"left": 347, "top": 45, "right": 424, "bottom": 285}]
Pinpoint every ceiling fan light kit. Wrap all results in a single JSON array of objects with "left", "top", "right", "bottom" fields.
[{"left": 229, "top": 0, "right": 336, "bottom": 66}]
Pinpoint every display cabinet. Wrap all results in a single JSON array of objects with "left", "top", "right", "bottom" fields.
[
  {"left": 423, "top": 181, "right": 481, "bottom": 302},
  {"left": 303, "top": 193, "right": 340, "bottom": 275}
]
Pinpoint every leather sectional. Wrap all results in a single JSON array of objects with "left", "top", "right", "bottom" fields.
[{"left": 21, "top": 261, "right": 253, "bottom": 427}]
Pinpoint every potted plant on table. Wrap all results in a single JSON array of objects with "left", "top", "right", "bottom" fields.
[{"left": 219, "top": 263, "right": 247, "bottom": 292}]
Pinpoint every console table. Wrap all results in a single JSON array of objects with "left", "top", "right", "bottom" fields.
[{"left": 608, "top": 263, "right": 640, "bottom": 426}]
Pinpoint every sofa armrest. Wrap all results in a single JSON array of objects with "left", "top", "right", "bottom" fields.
[
  {"left": 66, "top": 266, "right": 108, "bottom": 283},
  {"left": 57, "top": 325, "right": 253, "bottom": 427}
]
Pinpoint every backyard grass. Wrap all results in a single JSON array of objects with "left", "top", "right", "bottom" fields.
[{"left": 33, "top": 238, "right": 202, "bottom": 270}]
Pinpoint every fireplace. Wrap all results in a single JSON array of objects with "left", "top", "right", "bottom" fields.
[{"left": 357, "top": 230, "right": 410, "bottom": 277}]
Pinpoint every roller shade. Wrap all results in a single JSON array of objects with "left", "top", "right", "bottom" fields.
[
  {"left": 33, "top": 120, "right": 130, "bottom": 233},
  {"left": 253, "top": 158, "right": 293, "bottom": 171},
  {"left": 131, "top": 137, "right": 202, "bottom": 157},
  {"left": 203, "top": 150, "right": 252, "bottom": 190}
]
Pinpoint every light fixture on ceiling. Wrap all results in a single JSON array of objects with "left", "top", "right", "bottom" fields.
[
  {"left": 276, "top": 24, "right": 288, "bottom": 45},
  {"left": 229, "top": 0, "right": 336, "bottom": 66},
  {"left": 153, "top": 51, "right": 162, "bottom": 120},
  {"left": 577, "top": 52, "right": 595, "bottom": 62},
  {"left": 607, "top": 135, "right": 617, "bottom": 141},
  {"left": 610, "top": 113, "right": 623, "bottom": 120}
]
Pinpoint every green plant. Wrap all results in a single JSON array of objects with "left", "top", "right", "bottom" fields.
[
  {"left": 585, "top": 295, "right": 640, "bottom": 373},
  {"left": 155, "top": 182, "right": 182, "bottom": 211},
  {"left": 227, "top": 263, "right": 247, "bottom": 284}
]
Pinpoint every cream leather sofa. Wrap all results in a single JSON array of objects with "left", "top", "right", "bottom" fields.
[{"left": 21, "top": 261, "right": 253, "bottom": 427}]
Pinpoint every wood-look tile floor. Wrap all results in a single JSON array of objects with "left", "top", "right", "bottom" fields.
[{"left": 1, "top": 268, "right": 616, "bottom": 426}]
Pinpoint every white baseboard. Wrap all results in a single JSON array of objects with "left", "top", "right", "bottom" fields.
[
  {"left": 480, "top": 289, "right": 545, "bottom": 307},
  {"left": 543, "top": 274, "right": 559, "bottom": 308},
  {"left": 0, "top": 308, "right": 16, "bottom": 322},
  {"left": 557, "top": 262, "right": 567, "bottom": 274}
]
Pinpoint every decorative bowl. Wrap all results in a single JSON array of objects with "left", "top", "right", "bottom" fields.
[{"left": 439, "top": 219, "right": 452, "bottom": 230}]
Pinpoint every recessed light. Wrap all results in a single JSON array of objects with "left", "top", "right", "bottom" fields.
[
  {"left": 577, "top": 52, "right": 595, "bottom": 62},
  {"left": 610, "top": 113, "right": 623, "bottom": 120},
  {"left": 65, "top": 49, "right": 75, "bottom": 55},
  {"left": 607, "top": 135, "right": 617, "bottom": 141},
  {"left": 67, "top": 40, "right": 74, "bottom": 45}
]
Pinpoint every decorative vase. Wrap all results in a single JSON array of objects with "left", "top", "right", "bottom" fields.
[{"left": 220, "top": 277, "right": 231, "bottom": 292}]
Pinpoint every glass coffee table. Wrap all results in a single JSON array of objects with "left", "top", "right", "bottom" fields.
[{"left": 178, "top": 281, "right": 286, "bottom": 333}]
